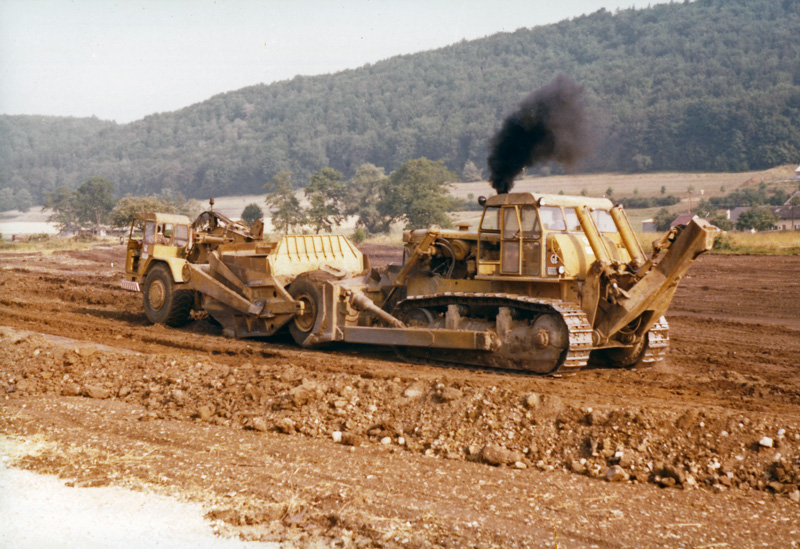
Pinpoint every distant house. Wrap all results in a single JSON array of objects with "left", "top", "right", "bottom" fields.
[
  {"left": 641, "top": 218, "right": 656, "bottom": 232},
  {"left": 728, "top": 206, "right": 751, "bottom": 225},
  {"left": 772, "top": 204, "right": 800, "bottom": 231},
  {"left": 669, "top": 214, "right": 707, "bottom": 228},
  {"left": 794, "top": 165, "right": 800, "bottom": 179}
]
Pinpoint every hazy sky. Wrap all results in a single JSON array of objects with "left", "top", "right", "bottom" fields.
[{"left": 1, "top": 0, "right": 666, "bottom": 124}]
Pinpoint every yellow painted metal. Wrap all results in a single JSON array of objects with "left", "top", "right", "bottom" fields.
[
  {"left": 574, "top": 205, "right": 612, "bottom": 266},
  {"left": 269, "top": 235, "right": 364, "bottom": 278},
  {"left": 186, "top": 264, "right": 260, "bottom": 315},
  {"left": 392, "top": 227, "right": 440, "bottom": 287},
  {"left": 596, "top": 217, "right": 719, "bottom": 338},
  {"left": 343, "top": 326, "right": 500, "bottom": 351},
  {"left": 161, "top": 256, "right": 190, "bottom": 283},
  {"left": 549, "top": 233, "right": 595, "bottom": 275},
  {"left": 484, "top": 192, "right": 613, "bottom": 210},
  {"left": 134, "top": 212, "right": 192, "bottom": 226},
  {"left": 610, "top": 206, "right": 646, "bottom": 267}
]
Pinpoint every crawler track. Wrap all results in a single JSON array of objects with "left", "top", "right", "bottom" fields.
[{"left": 395, "top": 292, "right": 593, "bottom": 375}]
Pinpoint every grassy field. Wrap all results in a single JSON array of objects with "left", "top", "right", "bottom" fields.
[{"left": 708, "top": 230, "right": 800, "bottom": 255}]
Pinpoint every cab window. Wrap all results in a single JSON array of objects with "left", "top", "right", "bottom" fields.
[
  {"left": 593, "top": 210, "right": 618, "bottom": 233},
  {"left": 129, "top": 218, "right": 145, "bottom": 240},
  {"left": 144, "top": 221, "right": 156, "bottom": 244},
  {"left": 564, "top": 209, "right": 582, "bottom": 232},
  {"left": 520, "top": 206, "right": 540, "bottom": 238},
  {"left": 501, "top": 207, "right": 520, "bottom": 239},
  {"left": 539, "top": 206, "right": 566, "bottom": 231},
  {"left": 480, "top": 206, "right": 500, "bottom": 232},
  {"left": 174, "top": 225, "right": 190, "bottom": 247}
]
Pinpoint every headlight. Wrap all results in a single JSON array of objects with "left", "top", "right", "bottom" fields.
[{"left": 557, "top": 266, "right": 565, "bottom": 275}]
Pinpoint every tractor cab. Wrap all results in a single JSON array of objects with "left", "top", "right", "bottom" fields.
[
  {"left": 123, "top": 212, "right": 192, "bottom": 290},
  {"left": 476, "top": 193, "right": 641, "bottom": 280}
]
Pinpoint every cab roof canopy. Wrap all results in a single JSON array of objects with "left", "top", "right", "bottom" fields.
[
  {"left": 485, "top": 192, "right": 615, "bottom": 210},
  {"left": 132, "top": 212, "right": 192, "bottom": 225}
]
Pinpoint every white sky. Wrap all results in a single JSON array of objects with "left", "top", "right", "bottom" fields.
[{"left": 0, "top": 0, "right": 666, "bottom": 124}]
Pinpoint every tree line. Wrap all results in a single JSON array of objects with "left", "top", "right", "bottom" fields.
[
  {"left": 44, "top": 177, "right": 202, "bottom": 233},
  {"left": 1, "top": 0, "right": 799, "bottom": 207},
  {"left": 45, "top": 158, "right": 458, "bottom": 237}
]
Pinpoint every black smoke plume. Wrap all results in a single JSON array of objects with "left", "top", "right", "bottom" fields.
[{"left": 488, "top": 75, "right": 593, "bottom": 194}]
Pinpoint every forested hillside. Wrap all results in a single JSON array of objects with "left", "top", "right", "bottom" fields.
[{"left": 2, "top": 0, "right": 799, "bottom": 203}]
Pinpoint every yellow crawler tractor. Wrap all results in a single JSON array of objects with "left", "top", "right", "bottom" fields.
[{"left": 122, "top": 193, "right": 717, "bottom": 375}]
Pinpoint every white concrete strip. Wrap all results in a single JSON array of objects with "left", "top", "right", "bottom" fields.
[{"left": 0, "top": 460, "right": 279, "bottom": 549}]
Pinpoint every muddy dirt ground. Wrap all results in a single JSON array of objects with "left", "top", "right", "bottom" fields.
[{"left": 1, "top": 244, "right": 799, "bottom": 548}]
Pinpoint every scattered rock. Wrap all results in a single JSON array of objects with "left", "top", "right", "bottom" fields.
[
  {"left": 766, "top": 481, "right": 785, "bottom": 493},
  {"left": 436, "top": 386, "right": 463, "bottom": 402},
  {"left": 480, "top": 443, "right": 523, "bottom": 466},
  {"left": 570, "top": 460, "right": 587, "bottom": 475},
  {"left": 403, "top": 381, "right": 427, "bottom": 399},
  {"left": 617, "top": 451, "right": 634, "bottom": 468},
  {"left": 523, "top": 393, "right": 542, "bottom": 409},
  {"left": 75, "top": 346, "right": 98, "bottom": 357},
  {"left": 341, "top": 432, "right": 363, "bottom": 446},
  {"left": 759, "top": 436, "right": 774, "bottom": 448},
  {"left": 788, "top": 490, "right": 800, "bottom": 503},
  {"left": 289, "top": 381, "right": 324, "bottom": 407},
  {"left": 658, "top": 476, "right": 677, "bottom": 488},
  {"left": 606, "top": 465, "right": 629, "bottom": 482},
  {"left": 676, "top": 409, "right": 699, "bottom": 431},
  {"left": 61, "top": 382, "right": 81, "bottom": 397},
  {"left": 654, "top": 462, "right": 686, "bottom": 486},
  {"left": 275, "top": 417, "right": 296, "bottom": 434},
  {"left": 197, "top": 405, "right": 214, "bottom": 421},
  {"left": 251, "top": 417, "right": 268, "bottom": 432},
  {"left": 332, "top": 431, "right": 342, "bottom": 443},
  {"left": 380, "top": 436, "right": 392, "bottom": 445},
  {"left": 513, "top": 461, "right": 527, "bottom": 469},
  {"left": 83, "top": 385, "right": 111, "bottom": 399},
  {"left": 170, "top": 389, "right": 187, "bottom": 406}
]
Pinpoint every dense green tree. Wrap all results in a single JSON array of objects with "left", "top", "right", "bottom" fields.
[
  {"left": 708, "top": 214, "right": 734, "bottom": 231},
  {"left": 653, "top": 207, "right": 673, "bottom": 232},
  {"left": 110, "top": 195, "right": 174, "bottom": 228},
  {"left": 75, "top": 177, "right": 116, "bottom": 230},
  {"left": 345, "top": 163, "right": 392, "bottom": 234},
  {"left": 241, "top": 203, "right": 264, "bottom": 226},
  {"left": 735, "top": 208, "right": 778, "bottom": 231},
  {"left": 380, "top": 158, "right": 458, "bottom": 230},
  {"left": 43, "top": 186, "right": 78, "bottom": 231},
  {"left": 304, "top": 168, "right": 346, "bottom": 233},
  {"left": 264, "top": 172, "right": 306, "bottom": 234},
  {"left": 461, "top": 160, "right": 483, "bottom": 182},
  {"left": 158, "top": 189, "right": 203, "bottom": 220}
]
